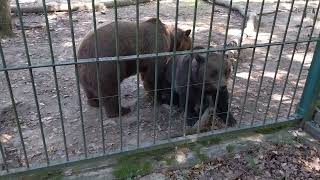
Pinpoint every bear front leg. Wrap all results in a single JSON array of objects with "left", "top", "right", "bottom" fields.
[
  {"left": 199, "top": 94, "right": 210, "bottom": 116},
  {"left": 178, "top": 89, "right": 187, "bottom": 112},
  {"left": 186, "top": 107, "right": 198, "bottom": 127},
  {"left": 216, "top": 87, "right": 237, "bottom": 127},
  {"left": 101, "top": 83, "right": 131, "bottom": 118},
  {"left": 179, "top": 89, "right": 198, "bottom": 127}
]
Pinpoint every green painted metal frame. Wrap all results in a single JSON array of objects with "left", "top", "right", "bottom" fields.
[
  {"left": 0, "top": 115, "right": 301, "bottom": 178},
  {"left": 0, "top": 0, "right": 319, "bottom": 177},
  {"left": 297, "top": 40, "right": 320, "bottom": 121},
  {"left": 1, "top": 38, "right": 319, "bottom": 72}
]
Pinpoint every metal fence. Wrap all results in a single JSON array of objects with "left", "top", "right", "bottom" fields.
[{"left": 0, "top": 0, "right": 320, "bottom": 176}]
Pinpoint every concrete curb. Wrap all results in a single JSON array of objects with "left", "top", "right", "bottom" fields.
[
  {"left": 11, "top": 0, "right": 155, "bottom": 14},
  {"left": 304, "top": 121, "right": 320, "bottom": 140}
]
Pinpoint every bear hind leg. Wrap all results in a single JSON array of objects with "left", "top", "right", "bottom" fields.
[
  {"left": 102, "top": 90, "right": 131, "bottom": 118},
  {"left": 84, "top": 89, "right": 99, "bottom": 107}
]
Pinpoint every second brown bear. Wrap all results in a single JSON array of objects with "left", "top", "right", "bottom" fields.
[{"left": 77, "top": 18, "right": 191, "bottom": 118}]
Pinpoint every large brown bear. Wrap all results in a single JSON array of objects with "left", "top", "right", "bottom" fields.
[{"left": 77, "top": 18, "right": 191, "bottom": 118}]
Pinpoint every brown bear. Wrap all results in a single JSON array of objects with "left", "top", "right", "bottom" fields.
[
  {"left": 160, "top": 46, "right": 236, "bottom": 127},
  {"left": 77, "top": 18, "right": 191, "bottom": 118},
  {"left": 139, "top": 19, "right": 192, "bottom": 95}
]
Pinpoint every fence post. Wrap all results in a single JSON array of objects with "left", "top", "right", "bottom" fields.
[{"left": 297, "top": 40, "right": 320, "bottom": 121}]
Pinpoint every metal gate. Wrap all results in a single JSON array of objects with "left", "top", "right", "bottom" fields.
[{"left": 0, "top": 0, "right": 319, "bottom": 176}]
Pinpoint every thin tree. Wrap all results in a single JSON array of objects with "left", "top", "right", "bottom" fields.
[{"left": 0, "top": 0, "right": 13, "bottom": 37}]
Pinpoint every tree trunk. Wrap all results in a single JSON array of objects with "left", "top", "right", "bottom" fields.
[{"left": 0, "top": 0, "right": 13, "bottom": 37}]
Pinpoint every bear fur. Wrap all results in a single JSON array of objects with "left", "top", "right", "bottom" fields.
[
  {"left": 77, "top": 18, "right": 191, "bottom": 118},
  {"left": 161, "top": 47, "right": 236, "bottom": 127}
]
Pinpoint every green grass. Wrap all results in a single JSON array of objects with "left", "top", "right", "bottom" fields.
[
  {"left": 113, "top": 148, "right": 175, "bottom": 179},
  {"left": 190, "top": 144, "right": 208, "bottom": 162},
  {"left": 163, "top": 154, "right": 176, "bottom": 166},
  {"left": 113, "top": 160, "right": 152, "bottom": 180},
  {"left": 196, "top": 151, "right": 207, "bottom": 162},
  {"left": 254, "top": 123, "right": 295, "bottom": 134},
  {"left": 198, "top": 136, "right": 223, "bottom": 146},
  {"left": 16, "top": 169, "right": 63, "bottom": 180},
  {"left": 244, "top": 154, "right": 256, "bottom": 170},
  {"left": 226, "top": 144, "right": 235, "bottom": 153}
]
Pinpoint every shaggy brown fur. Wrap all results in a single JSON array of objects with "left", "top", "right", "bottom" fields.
[{"left": 77, "top": 18, "right": 191, "bottom": 118}]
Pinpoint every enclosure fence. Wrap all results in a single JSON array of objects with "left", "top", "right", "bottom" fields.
[{"left": 0, "top": 0, "right": 320, "bottom": 176}]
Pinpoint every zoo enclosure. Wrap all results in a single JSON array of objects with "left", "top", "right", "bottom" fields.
[{"left": 0, "top": 0, "right": 320, "bottom": 176}]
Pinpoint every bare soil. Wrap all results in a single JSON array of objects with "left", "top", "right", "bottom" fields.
[{"left": 0, "top": 0, "right": 319, "bottom": 170}]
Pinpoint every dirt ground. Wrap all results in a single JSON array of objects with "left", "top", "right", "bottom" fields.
[
  {"left": 165, "top": 134, "right": 320, "bottom": 179},
  {"left": 0, "top": 0, "right": 320, "bottom": 170}
]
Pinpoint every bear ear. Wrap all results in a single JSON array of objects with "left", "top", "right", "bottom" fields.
[{"left": 185, "top": 29, "right": 191, "bottom": 37}]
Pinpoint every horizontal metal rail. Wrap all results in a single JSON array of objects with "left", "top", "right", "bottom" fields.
[
  {"left": 1, "top": 38, "right": 319, "bottom": 72},
  {"left": 0, "top": 115, "right": 301, "bottom": 177}
]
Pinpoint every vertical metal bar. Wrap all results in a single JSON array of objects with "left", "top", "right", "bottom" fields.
[
  {"left": 238, "top": 0, "right": 266, "bottom": 127},
  {"left": 0, "top": 41, "right": 29, "bottom": 169},
  {"left": 91, "top": 0, "right": 105, "bottom": 154},
  {"left": 113, "top": 0, "right": 123, "bottom": 151},
  {"left": 197, "top": 1, "right": 215, "bottom": 133},
  {"left": 153, "top": 0, "right": 160, "bottom": 144},
  {"left": 251, "top": 0, "right": 281, "bottom": 125},
  {"left": 66, "top": 0, "right": 87, "bottom": 157},
  {"left": 225, "top": 0, "right": 250, "bottom": 131},
  {"left": 14, "top": 0, "right": 49, "bottom": 165},
  {"left": 263, "top": 0, "right": 296, "bottom": 122},
  {"left": 297, "top": 40, "right": 320, "bottom": 121},
  {"left": 275, "top": 0, "right": 310, "bottom": 121},
  {"left": 135, "top": 0, "right": 140, "bottom": 148},
  {"left": 0, "top": 141, "right": 8, "bottom": 172},
  {"left": 41, "top": 0, "right": 68, "bottom": 161},
  {"left": 168, "top": 0, "right": 179, "bottom": 140},
  {"left": 184, "top": 0, "right": 198, "bottom": 136},
  {"left": 208, "top": 0, "right": 234, "bottom": 131},
  {"left": 288, "top": 1, "right": 320, "bottom": 117}
]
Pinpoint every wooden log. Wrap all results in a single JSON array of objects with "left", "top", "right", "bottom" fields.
[{"left": 10, "top": 0, "right": 155, "bottom": 14}]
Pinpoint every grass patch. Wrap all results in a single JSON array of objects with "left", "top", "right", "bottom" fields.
[
  {"left": 113, "top": 160, "right": 152, "bottom": 180},
  {"left": 114, "top": 154, "right": 152, "bottom": 179},
  {"left": 188, "top": 144, "right": 207, "bottom": 162},
  {"left": 163, "top": 154, "right": 176, "bottom": 165},
  {"left": 198, "top": 136, "right": 222, "bottom": 146},
  {"left": 244, "top": 154, "right": 257, "bottom": 170},
  {"left": 113, "top": 147, "right": 174, "bottom": 179},
  {"left": 16, "top": 169, "right": 63, "bottom": 180},
  {"left": 185, "top": 121, "right": 298, "bottom": 148},
  {"left": 254, "top": 122, "right": 295, "bottom": 134},
  {"left": 195, "top": 149, "right": 207, "bottom": 162},
  {"left": 226, "top": 144, "right": 235, "bottom": 153},
  {"left": 128, "top": 147, "right": 174, "bottom": 159}
]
